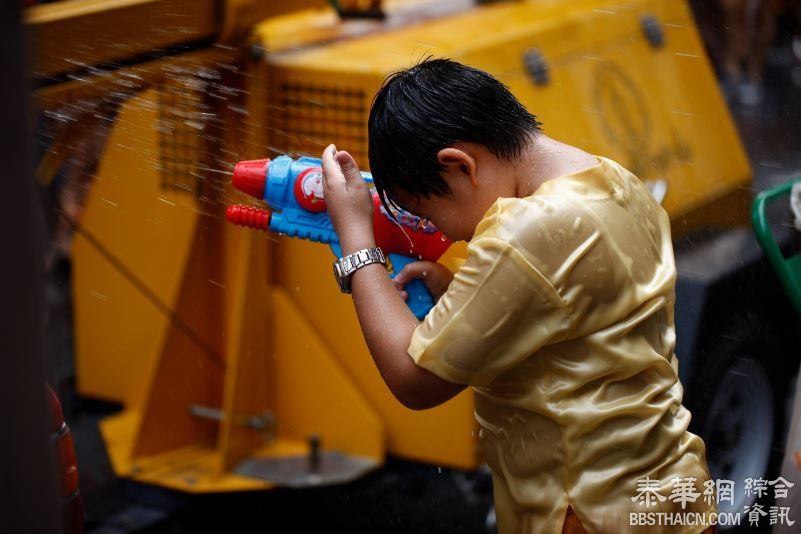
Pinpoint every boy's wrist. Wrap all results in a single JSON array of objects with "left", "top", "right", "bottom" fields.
[{"left": 340, "top": 233, "right": 377, "bottom": 257}]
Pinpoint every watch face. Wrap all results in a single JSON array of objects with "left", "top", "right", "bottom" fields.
[{"left": 332, "top": 248, "right": 384, "bottom": 294}]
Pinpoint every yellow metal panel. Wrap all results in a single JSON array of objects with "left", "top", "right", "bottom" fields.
[
  {"left": 217, "top": 229, "right": 274, "bottom": 472},
  {"left": 72, "top": 88, "right": 201, "bottom": 406},
  {"left": 458, "top": 0, "right": 749, "bottom": 219},
  {"left": 252, "top": 0, "right": 476, "bottom": 54},
  {"left": 129, "top": 210, "right": 227, "bottom": 458},
  {"left": 217, "top": 62, "right": 278, "bottom": 473},
  {"left": 101, "top": 411, "right": 277, "bottom": 492},
  {"left": 32, "top": 47, "right": 235, "bottom": 112},
  {"left": 263, "top": 0, "right": 750, "bottom": 223},
  {"left": 271, "top": 287, "right": 385, "bottom": 461},
  {"left": 26, "top": 0, "right": 218, "bottom": 79},
  {"left": 218, "top": 0, "right": 329, "bottom": 42}
]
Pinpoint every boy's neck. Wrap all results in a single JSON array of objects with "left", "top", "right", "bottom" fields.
[{"left": 511, "top": 135, "right": 598, "bottom": 199}]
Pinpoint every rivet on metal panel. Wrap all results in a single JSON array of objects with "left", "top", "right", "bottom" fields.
[
  {"left": 523, "top": 49, "right": 549, "bottom": 86},
  {"left": 249, "top": 43, "right": 266, "bottom": 62},
  {"left": 641, "top": 14, "right": 665, "bottom": 49}
]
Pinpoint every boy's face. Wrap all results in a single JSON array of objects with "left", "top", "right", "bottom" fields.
[
  {"left": 391, "top": 188, "right": 478, "bottom": 242},
  {"left": 389, "top": 143, "right": 511, "bottom": 242}
]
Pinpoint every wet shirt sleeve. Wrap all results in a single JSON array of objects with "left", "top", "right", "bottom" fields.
[{"left": 407, "top": 236, "right": 572, "bottom": 387}]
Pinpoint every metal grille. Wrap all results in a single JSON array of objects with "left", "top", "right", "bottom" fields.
[
  {"left": 272, "top": 82, "right": 369, "bottom": 166},
  {"left": 158, "top": 66, "right": 214, "bottom": 194}
]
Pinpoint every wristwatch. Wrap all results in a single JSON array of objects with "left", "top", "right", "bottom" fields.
[{"left": 333, "top": 247, "right": 386, "bottom": 293}]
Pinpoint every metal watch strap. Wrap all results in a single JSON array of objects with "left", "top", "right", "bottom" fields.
[
  {"left": 333, "top": 247, "right": 386, "bottom": 293},
  {"left": 349, "top": 247, "right": 385, "bottom": 271}
]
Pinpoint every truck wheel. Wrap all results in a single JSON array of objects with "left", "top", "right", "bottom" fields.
[
  {"left": 690, "top": 337, "right": 792, "bottom": 531},
  {"left": 701, "top": 356, "right": 773, "bottom": 509}
]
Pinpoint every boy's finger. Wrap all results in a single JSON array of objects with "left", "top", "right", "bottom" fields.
[
  {"left": 321, "top": 145, "right": 344, "bottom": 186},
  {"left": 395, "top": 262, "right": 427, "bottom": 285},
  {"left": 335, "top": 150, "right": 361, "bottom": 187},
  {"left": 394, "top": 268, "right": 409, "bottom": 286}
]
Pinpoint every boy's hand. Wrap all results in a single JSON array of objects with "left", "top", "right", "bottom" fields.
[
  {"left": 393, "top": 261, "right": 454, "bottom": 302},
  {"left": 321, "top": 144, "right": 375, "bottom": 254}
]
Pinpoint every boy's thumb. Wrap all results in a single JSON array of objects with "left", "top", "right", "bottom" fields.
[{"left": 394, "top": 262, "right": 425, "bottom": 285}]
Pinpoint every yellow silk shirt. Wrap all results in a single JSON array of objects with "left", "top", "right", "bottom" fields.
[{"left": 408, "top": 157, "right": 716, "bottom": 533}]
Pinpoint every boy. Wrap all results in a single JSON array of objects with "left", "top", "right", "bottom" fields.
[{"left": 321, "top": 58, "right": 716, "bottom": 534}]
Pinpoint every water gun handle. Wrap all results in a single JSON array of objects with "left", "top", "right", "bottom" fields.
[
  {"left": 387, "top": 253, "right": 434, "bottom": 320},
  {"left": 328, "top": 244, "right": 434, "bottom": 320}
]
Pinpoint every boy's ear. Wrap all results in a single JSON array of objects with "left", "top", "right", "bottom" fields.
[{"left": 437, "top": 147, "right": 478, "bottom": 187}]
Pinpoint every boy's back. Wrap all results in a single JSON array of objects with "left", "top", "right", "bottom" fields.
[{"left": 408, "top": 156, "right": 716, "bottom": 533}]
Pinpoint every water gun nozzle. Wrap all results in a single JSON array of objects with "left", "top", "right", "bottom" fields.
[
  {"left": 226, "top": 205, "right": 271, "bottom": 231},
  {"left": 232, "top": 159, "right": 269, "bottom": 199}
]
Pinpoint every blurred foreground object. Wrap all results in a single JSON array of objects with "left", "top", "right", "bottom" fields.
[
  {"left": 0, "top": 1, "right": 62, "bottom": 532},
  {"left": 47, "top": 384, "right": 84, "bottom": 534}
]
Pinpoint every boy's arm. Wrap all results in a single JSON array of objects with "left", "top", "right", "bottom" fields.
[
  {"left": 321, "top": 145, "right": 466, "bottom": 410},
  {"left": 348, "top": 258, "right": 466, "bottom": 410}
]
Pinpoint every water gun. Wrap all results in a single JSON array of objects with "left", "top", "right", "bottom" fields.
[{"left": 226, "top": 155, "right": 452, "bottom": 319}]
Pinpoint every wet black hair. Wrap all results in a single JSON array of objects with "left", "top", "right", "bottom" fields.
[{"left": 368, "top": 57, "right": 542, "bottom": 216}]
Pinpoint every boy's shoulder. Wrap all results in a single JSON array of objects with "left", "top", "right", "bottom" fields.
[
  {"left": 471, "top": 156, "right": 630, "bottom": 245},
  {"left": 466, "top": 156, "right": 668, "bottom": 293}
]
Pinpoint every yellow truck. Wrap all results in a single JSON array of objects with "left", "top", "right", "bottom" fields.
[{"left": 28, "top": 0, "right": 800, "bottom": 528}]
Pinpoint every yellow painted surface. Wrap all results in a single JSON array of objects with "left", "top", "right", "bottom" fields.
[
  {"left": 73, "top": 88, "right": 201, "bottom": 407},
  {"left": 219, "top": 0, "right": 327, "bottom": 42},
  {"left": 101, "top": 408, "right": 276, "bottom": 492},
  {"left": 459, "top": 0, "right": 749, "bottom": 219},
  {"left": 271, "top": 287, "right": 385, "bottom": 461},
  {"left": 99, "top": 280, "right": 386, "bottom": 490},
  {"left": 26, "top": 0, "right": 218, "bottom": 79},
  {"left": 217, "top": 63, "right": 277, "bottom": 474}
]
